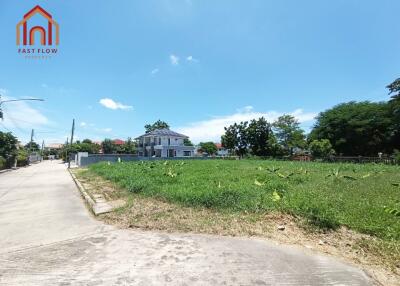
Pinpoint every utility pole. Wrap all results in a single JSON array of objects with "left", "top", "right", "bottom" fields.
[
  {"left": 30, "top": 129, "right": 34, "bottom": 153},
  {"left": 68, "top": 119, "right": 75, "bottom": 168},
  {"left": 65, "top": 137, "right": 69, "bottom": 163},
  {"left": 41, "top": 140, "right": 44, "bottom": 161}
]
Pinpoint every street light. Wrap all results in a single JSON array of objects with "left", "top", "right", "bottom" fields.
[{"left": 0, "top": 95, "right": 44, "bottom": 120}]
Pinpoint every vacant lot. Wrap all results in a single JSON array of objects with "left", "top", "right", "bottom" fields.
[
  {"left": 88, "top": 159, "right": 400, "bottom": 239},
  {"left": 75, "top": 159, "right": 400, "bottom": 284}
]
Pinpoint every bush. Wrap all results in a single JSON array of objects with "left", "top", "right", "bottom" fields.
[
  {"left": 394, "top": 150, "right": 400, "bottom": 165},
  {"left": 309, "top": 139, "right": 335, "bottom": 158},
  {"left": 0, "top": 156, "right": 6, "bottom": 170},
  {"left": 16, "top": 149, "right": 29, "bottom": 167}
]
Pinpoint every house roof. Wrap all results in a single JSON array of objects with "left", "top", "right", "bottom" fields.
[
  {"left": 136, "top": 128, "right": 188, "bottom": 139},
  {"left": 46, "top": 143, "right": 63, "bottom": 149},
  {"left": 113, "top": 139, "right": 125, "bottom": 145}
]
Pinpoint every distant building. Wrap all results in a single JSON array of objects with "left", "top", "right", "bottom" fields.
[
  {"left": 135, "top": 128, "right": 195, "bottom": 158},
  {"left": 44, "top": 143, "right": 63, "bottom": 150},
  {"left": 216, "top": 143, "right": 229, "bottom": 156}
]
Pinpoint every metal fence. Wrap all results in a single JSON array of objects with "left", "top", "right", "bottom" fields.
[{"left": 324, "top": 156, "right": 397, "bottom": 165}]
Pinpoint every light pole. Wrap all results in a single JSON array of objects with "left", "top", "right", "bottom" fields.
[{"left": 0, "top": 95, "right": 44, "bottom": 120}]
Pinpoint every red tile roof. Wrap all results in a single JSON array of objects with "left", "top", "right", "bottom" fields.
[{"left": 113, "top": 139, "right": 125, "bottom": 145}]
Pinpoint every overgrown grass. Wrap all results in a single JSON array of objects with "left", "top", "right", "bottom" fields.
[{"left": 88, "top": 159, "right": 400, "bottom": 241}]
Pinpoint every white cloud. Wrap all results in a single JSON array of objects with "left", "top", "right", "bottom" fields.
[
  {"left": 80, "top": 122, "right": 87, "bottom": 127},
  {"left": 99, "top": 98, "right": 133, "bottom": 110},
  {"left": 151, "top": 68, "right": 159, "bottom": 75},
  {"left": 186, "top": 55, "right": 199, "bottom": 63},
  {"left": 101, "top": 128, "right": 112, "bottom": 133},
  {"left": 176, "top": 106, "right": 317, "bottom": 143},
  {"left": 170, "top": 54, "right": 179, "bottom": 65}
]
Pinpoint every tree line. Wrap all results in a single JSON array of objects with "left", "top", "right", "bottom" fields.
[{"left": 221, "top": 78, "right": 400, "bottom": 158}]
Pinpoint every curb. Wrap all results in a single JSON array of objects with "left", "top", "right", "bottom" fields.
[
  {"left": 0, "top": 167, "right": 20, "bottom": 175},
  {"left": 0, "top": 169, "right": 12, "bottom": 174},
  {"left": 68, "top": 169, "right": 113, "bottom": 215}
]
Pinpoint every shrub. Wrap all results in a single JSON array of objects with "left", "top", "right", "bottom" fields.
[
  {"left": 394, "top": 150, "right": 400, "bottom": 165},
  {"left": 16, "top": 149, "right": 29, "bottom": 167},
  {"left": 309, "top": 139, "right": 335, "bottom": 158},
  {"left": 0, "top": 156, "right": 6, "bottom": 170}
]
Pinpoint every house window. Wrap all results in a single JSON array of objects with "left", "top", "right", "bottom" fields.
[
  {"left": 183, "top": 151, "right": 191, "bottom": 156},
  {"left": 159, "top": 137, "right": 161, "bottom": 145},
  {"left": 168, "top": 138, "right": 170, "bottom": 145}
]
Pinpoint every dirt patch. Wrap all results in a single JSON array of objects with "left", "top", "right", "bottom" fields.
[{"left": 73, "top": 168, "right": 400, "bottom": 286}]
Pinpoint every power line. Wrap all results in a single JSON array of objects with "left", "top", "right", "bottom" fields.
[{"left": 0, "top": 122, "right": 12, "bottom": 132}]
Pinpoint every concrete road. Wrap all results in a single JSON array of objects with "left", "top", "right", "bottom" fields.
[{"left": 0, "top": 161, "right": 372, "bottom": 285}]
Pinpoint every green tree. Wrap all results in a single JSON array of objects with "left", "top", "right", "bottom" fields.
[
  {"left": 0, "top": 131, "right": 18, "bottom": 166},
  {"left": 387, "top": 78, "right": 400, "bottom": 97},
  {"left": 199, "top": 142, "right": 217, "bottom": 155},
  {"left": 183, "top": 138, "right": 193, "bottom": 146},
  {"left": 387, "top": 78, "right": 400, "bottom": 150},
  {"left": 309, "top": 101, "right": 392, "bottom": 155},
  {"left": 247, "top": 117, "right": 274, "bottom": 156},
  {"left": 120, "top": 137, "right": 136, "bottom": 154},
  {"left": 144, "top": 120, "right": 170, "bottom": 133},
  {"left": 273, "top": 114, "right": 306, "bottom": 155},
  {"left": 101, "top": 139, "right": 117, "bottom": 154},
  {"left": 24, "top": 141, "right": 40, "bottom": 151},
  {"left": 82, "top": 139, "right": 92, "bottom": 144},
  {"left": 309, "top": 139, "right": 335, "bottom": 157},
  {"left": 221, "top": 124, "right": 239, "bottom": 155}
]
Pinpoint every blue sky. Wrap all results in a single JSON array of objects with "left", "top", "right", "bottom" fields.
[{"left": 0, "top": 0, "right": 399, "bottom": 144}]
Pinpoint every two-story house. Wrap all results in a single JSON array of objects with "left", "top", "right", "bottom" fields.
[{"left": 135, "top": 128, "right": 195, "bottom": 158}]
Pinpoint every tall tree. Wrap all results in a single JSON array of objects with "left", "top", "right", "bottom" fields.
[
  {"left": 387, "top": 78, "right": 400, "bottom": 98},
  {"left": 236, "top": 122, "right": 249, "bottom": 157},
  {"left": 24, "top": 141, "right": 40, "bottom": 151},
  {"left": 273, "top": 115, "right": 306, "bottom": 155},
  {"left": 247, "top": 117, "right": 274, "bottom": 156},
  {"left": 144, "top": 120, "right": 170, "bottom": 133},
  {"left": 309, "top": 101, "right": 392, "bottom": 155},
  {"left": 221, "top": 124, "right": 239, "bottom": 154},
  {"left": 387, "top": 78, "right": 400, "bottom": 150},
  {"left": 183, "top": 138, "right": 194, "bottom": 146},
  {"left": 221, "top": 122, "right": 248, "bottom": 157}
]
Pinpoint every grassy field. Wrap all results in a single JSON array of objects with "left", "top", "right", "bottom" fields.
[{"left": 87, "top": 159, "right": 400, "bottom": 241}]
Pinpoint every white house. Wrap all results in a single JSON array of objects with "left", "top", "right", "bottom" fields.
[
  {"left": 135, "top": 128, "right": 195, "bottom": 158},
  {"left": 216, "top": 143, "right": 229, "bottom": 156}
]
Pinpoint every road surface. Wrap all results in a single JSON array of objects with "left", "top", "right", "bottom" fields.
[{"left": 0, "top": 161, "right": 372, "bottom": 285}]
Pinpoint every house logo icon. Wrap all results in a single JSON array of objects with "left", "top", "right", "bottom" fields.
[{"left": 17, "top": 5, "right": 59, "bottom": 46}]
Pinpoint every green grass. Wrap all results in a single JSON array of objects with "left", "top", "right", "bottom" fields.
[{"left": 88, "top": 159, "right": 400, "bottom": 241}]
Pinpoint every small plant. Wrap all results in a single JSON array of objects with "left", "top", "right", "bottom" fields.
[
  {"left": 325, "top": 168, "right": 357, "bottom": 180},
  {"left": 254, "top": 179, "right": 265, "bottom": 186},
  {"left": 384, "top": 200, "right": 400, "bottom": 217},
  {"left": 276, "top": 172, "right": 294, "bottom": 179},
  {"left": 266, "top": 166, "right": 280, "bottom": 173},
  {"left": 272, "top": 190, "right": 281, "bottom": 202},
  {"left": 384, "top": 206, "right": 400, "bottom": 217}
]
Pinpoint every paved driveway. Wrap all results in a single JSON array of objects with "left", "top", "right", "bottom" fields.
[{"left": 0, "top": 161, "right": 372, "bottom": 285}]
